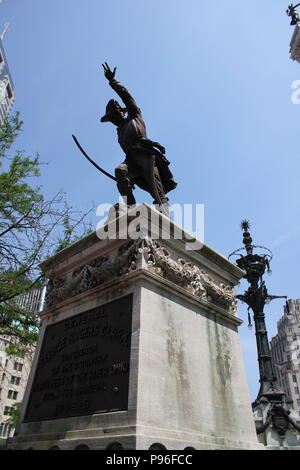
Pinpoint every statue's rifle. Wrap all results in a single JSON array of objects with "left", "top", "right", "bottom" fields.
[{"left": 72, "top": 134, "right": 116, "bottom": 182}]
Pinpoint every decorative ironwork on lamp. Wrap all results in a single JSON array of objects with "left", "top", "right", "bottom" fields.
[
  {"left": 229, "top": 220, "right": 287, "bottom": 404},
  {"left": 229, "top": 221, "right": 300, "bottom": 438}
]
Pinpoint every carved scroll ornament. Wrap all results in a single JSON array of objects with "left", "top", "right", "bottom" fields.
[{"left": 45, "top": 238, "right": 237, "bottom": 313}]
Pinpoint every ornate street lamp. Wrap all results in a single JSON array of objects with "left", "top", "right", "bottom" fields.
[
  {"left": 229, "top": 220, "right": 286, "bottom": 404},
  {"left": 229, "top": 221, "right": 300, "bottom": 440}
]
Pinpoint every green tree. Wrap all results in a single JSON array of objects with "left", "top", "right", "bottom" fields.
[
  {"left": 7, "top": 402, "right": 22, "bottom": 426},
  {"left": 0, "top": 112, "right": 92, "bottom": 351}
]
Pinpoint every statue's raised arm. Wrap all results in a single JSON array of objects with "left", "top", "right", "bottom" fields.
[{"left": 101, "top": 63, "right": 140, "bottom": 118}]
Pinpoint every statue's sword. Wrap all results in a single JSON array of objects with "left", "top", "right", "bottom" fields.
[
  {"left": 73, "top": 135, "right": 169, "bottom": 216},
  {"left": 72, "top": 134, "right": 116, "bottom": 182}
]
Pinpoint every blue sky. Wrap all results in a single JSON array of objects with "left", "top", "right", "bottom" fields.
[{"left": 1, "top": 0, "right": 300, "bottom": 400}]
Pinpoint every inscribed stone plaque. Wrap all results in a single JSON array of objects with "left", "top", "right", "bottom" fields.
[{"left": 24, "top": 295, "right": 133, "bottom": 422}]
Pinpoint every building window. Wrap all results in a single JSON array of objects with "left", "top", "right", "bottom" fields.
[
  {"left": 6, "top": 82, "right": 12, "bottom": 99},
  {"left": 297, "top": 399, "right": 300, "bottom": 407},
  {"left": 7, "top": 390, "right": 18, "bottom": 400},
  {"left": 13, "top": 362, "right": 23, "bottom": 372},
  {"left": 11, "top": 376, "right": 20, "bottom": 385},
  {"left": 295, "top": 387, "right": 300, "bottom": 395},
  {"left": 4, "top": 406, "right": 11, "bottom": 415},
  {"left": 293, "top": 375, "right": 297, "bottom": 383}
]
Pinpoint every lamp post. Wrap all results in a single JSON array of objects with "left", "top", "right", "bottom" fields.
[
  {"left": 229, "top": 220, "right": 286, "bottom": 404},
  {"left": 230, "top": 221, "right": 300, "bottom": 441}
]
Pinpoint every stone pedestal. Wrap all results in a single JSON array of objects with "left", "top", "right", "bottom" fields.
[{"left": 8, "top": 204, "right": 263, "bottom": 450}]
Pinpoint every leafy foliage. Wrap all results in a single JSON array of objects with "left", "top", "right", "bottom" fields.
[
  {"left": 7, "top": 402, "right": 22, "bottom": 425},
  {"left": 0, "top": 112, "right": 93, "bottom": 350}
]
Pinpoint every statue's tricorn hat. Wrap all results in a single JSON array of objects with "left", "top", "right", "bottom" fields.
[{"left": 100, "top": 99, "right": 127, "bottom": 122}]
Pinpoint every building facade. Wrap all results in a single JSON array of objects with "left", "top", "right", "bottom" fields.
[
  {"left": 0, "top": 288, "right": 45, "bottom": 438},
  {"left": 270, "top": 299, "right": 300, "bottom": 419},
  {"left": 0, "top": 335, "right": 34, "bottom": 438},
  {"left": 0, "top": 35, "right": 15, "bottom": 123}
]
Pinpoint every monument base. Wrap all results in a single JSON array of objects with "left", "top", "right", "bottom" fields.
[{"left": 8, "top": 204, "right": 263, "bottom": 450}]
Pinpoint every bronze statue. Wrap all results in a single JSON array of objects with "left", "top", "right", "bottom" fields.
[
  {"left": 286, "top": 3, "right": 300, "bottom": 25},
  {"left": 100, "top": 63, "right": 176, "bottom": 215}
]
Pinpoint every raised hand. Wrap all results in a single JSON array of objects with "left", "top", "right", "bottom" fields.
[{"left": 102, "top": 62, "right": 117, "bottom": 81}]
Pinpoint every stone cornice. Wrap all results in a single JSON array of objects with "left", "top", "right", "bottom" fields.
[
  {"left": 40, "top": 268, "right": 242, "bottom": 327},
  {"left": 41, "top": 237, "right": 241, "bottom": 325}
]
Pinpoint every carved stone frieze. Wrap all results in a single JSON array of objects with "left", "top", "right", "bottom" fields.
[
  {"left": 45, "top": 237, "right": 237, "bottom": 313},
  {"left": 45, "top": 239, "right": 138, "bottom": 307},
  {"left": 140, "top": 238, "right": 237, "bottom": 313}
]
